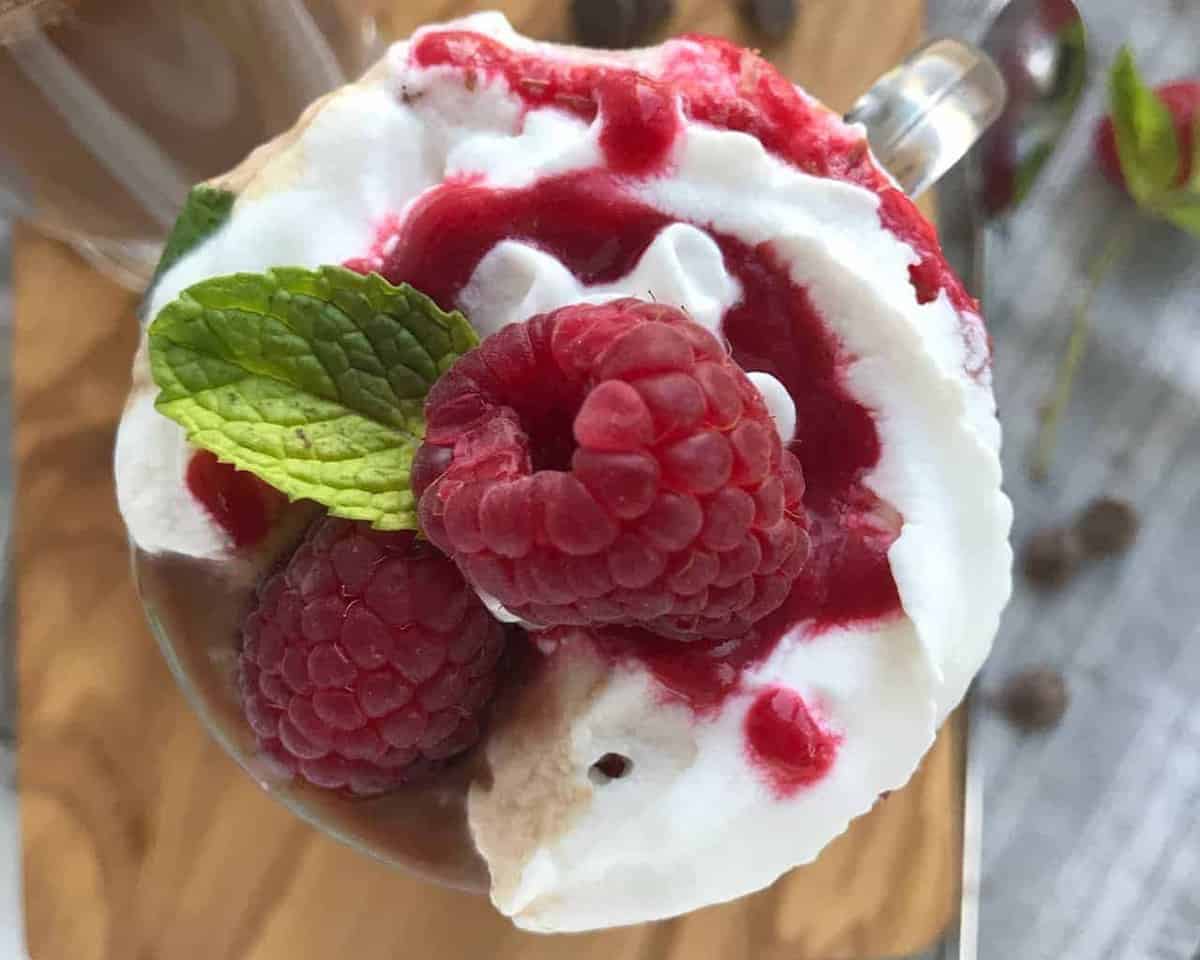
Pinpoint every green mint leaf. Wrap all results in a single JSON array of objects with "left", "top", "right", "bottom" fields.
[
  {"left": 148, "top": 267, "right": 478, "bottom": 530},
  {"left": 152, "top": 186, "right": 236, "bottom": 284},
  {"left": 1109, "top": 47, "right": 1181, "bottom": 205}
]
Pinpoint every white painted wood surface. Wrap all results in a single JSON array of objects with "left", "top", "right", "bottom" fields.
[{"left": 930, "top": 1, "right": 1200, "bottom": 958}]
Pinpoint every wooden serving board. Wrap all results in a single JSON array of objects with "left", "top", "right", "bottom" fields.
[{"left": 16, "top": 2, "right": 962, "bottom": 958}]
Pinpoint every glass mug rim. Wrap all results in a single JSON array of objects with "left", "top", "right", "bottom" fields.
[{"left": 117, "top": 28, "right": 1008, "bottom": 902}]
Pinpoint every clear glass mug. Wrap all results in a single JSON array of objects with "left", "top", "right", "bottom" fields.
[
  {"left": 0, "top": 0, "right": 380, "bottom": 288},
  {"left": 126, "top": 32, "right": 1007, "bottom": 893}
]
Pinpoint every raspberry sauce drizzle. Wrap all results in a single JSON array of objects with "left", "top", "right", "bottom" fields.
[
  {"left": 373, "top": 171, "right": 901, "bottom": 642},
  {"left": 350, "top": 29, "right": 979, "bottom": 743},
  {"left": 186, "top": 451, "right": 284, "bottom": 549},
  {"left": 410, "top": 29, "right": 980, "bottom": 317},
  {"left": 412, "top": 31, "right": 680, "bottom": 177}
]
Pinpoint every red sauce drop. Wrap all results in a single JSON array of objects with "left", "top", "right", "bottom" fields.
[
  {"left": 186, "top": 451, "right": 285, "bottom": 549},
  {"left": 596, "top": 73, "right": 679, "bottom": 176},
  {"left": 744, "top": 687, "right": 840, "bottom": 797}
]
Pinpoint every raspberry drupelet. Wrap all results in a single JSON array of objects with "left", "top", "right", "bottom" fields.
[
  {"left": 413, "top": 299, "right": 810, "bottom": 640},
  {"left": 238, "top": 518, "right": 507, "bottom": 795}
]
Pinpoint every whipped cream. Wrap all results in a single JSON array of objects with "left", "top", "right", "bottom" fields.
[{"left": 114, "top": 12, "right": 1011, "bottom": 932}]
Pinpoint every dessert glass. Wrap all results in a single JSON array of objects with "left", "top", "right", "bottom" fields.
[{"left": 125, "top": 22, "right": 1006, "bottom": 924}]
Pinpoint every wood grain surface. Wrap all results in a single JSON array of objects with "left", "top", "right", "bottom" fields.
[{"left": 15, "top": 2, "right": 963, "bottom": 958}]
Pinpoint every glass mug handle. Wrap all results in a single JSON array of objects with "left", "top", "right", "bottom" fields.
[{"left": 846, "top": 38, "right": 1007, "bottom": 199}]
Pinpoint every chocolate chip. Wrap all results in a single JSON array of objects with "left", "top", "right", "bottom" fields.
[
  {"left": 1022, "top": 527, "right": 1082, "bottom": 588},
  {"left": 589, "top": 753, "right": 633, "bottom": 783},
  {"left": 998, "top": 667, "right": 1069, "bottom": 733},
  {"left": 1075, "top": 497, "right": 1139, "bottom": 558},
  {"left": 738, "top": 0, "right": 799, "bottom": 42},
  {"left": 570, "top": 0, "right": 673, "bottom": 49}
]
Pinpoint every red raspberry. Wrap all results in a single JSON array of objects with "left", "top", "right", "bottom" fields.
[
  {"left": 414, "top": 299, "right": 809, "bottom": 640},
  {"left": 238, "top": 518, "right": 507, "bottom": 795}
]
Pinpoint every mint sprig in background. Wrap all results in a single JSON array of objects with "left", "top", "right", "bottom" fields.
[
  {"left": 148, "top": 267, "right": 478, "bottom": 530},
  {"left": 1108, "top": 49, "right": 1200, "bottom": 231},
  {"left": 151, "top": 186, "right": 236, "bottom": 286},
  {"left": 1034, "top": 48, "right": 1200, "bottom": 478}
]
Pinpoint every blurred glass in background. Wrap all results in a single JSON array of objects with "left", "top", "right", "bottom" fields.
[{"left": 0, "top": 0, "right": 380, "bottom": 288}]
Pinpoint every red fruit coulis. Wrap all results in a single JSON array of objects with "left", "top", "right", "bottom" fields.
[
  {"left": 189, "top": 28, "right": 984, "bottom": 794},
  {"left": 185, "top": 451, "right": 286, "bottom": 549},
  {"left": 745, "top": 687, "right": 840, "bottom": 797}
]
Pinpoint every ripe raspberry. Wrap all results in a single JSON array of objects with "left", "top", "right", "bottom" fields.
[
  {"left": 238, "top": 517, "right": 507, "bottom": 795},
  {"left": 414, "top": 298, "right": 809, "bottom": 640}
]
